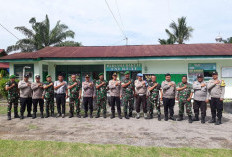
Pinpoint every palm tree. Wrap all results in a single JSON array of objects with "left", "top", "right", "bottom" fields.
[
  {"left": 158, "top": 16, "right": 194, "bottom": 44},
  {"left": 223, "top": 37, "right": 232, "bottom": 43},
  {"left": 7, "top": 15, "right": 80, "bottom": 53}
]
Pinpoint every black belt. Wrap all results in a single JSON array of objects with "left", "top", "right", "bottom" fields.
[{"left": 56, "top": 93, "right": 65, "bottom": 95}]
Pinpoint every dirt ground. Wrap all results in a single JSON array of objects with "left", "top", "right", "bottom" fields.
[{"left": 0, "top": 105, "right": 232, "bottom": 149}]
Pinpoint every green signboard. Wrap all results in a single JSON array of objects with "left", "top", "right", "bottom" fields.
[{"left": 106, "top": 64, "right": 142, "bottom": 71}]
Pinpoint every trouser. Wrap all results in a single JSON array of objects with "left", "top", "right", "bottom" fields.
[
  {"left": 210, "top": 98, "right": 223, "bottom": 119},
  {"left": 56, "top": 93, "right": 66, "bottom": 114},
  {"left": 193, "top": 100, "right": 207, "bottom": 118},
  {"left": 178, "top": 99, "right": 192, "bottom": 116},
  {"left": 110, "top": 96, "right": 121, "bottom": 114},
  {"left": 7, "top": 99, "right": 18, "bottom": 115},
  {"left": 83, "top": 97, "right": 93, "bottom": 113},
  {"left": 136, "top": 95, "right": 147, "bottom": 113},
  {"left": 148, "top": 98, "right": 160, "bottom": 115},
  {"left": 163, "top": 98, "right": 175, "bottom": 117},
  {"left": 20, "top": 97, "right": 32, "bottom": 115},
  {"left": 69, "top": 98, "right": 80, "bottom": 114},
  {"left": 96, "top": 97, "right": 107, "bottom": 115},
  {"left": 32, "top": 99, "right": 44, "bottom": 113},
  {"left": 123, "top": 95, "right": 134, "bottom": 115},
  {"left": 45, "top": 97, "right": 54, "bottom": 114}
]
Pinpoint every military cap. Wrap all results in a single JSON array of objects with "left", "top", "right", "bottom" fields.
[
  {"left": 85, "top": 74, "right": 90, "bottom": 78},
  {"left": 24, "top": 74, "right": 29, "bottom": 78},
  {"left": 35, "top": 75, "right": 40, "bottom": 79},
  {"left": 124, "top": 71, "right": 130, "bottom": 75},
  {"left": 197, "top": 74, "right": 204, "bottom": 78},
  {"left": 165, "top": 73, "right": 171, "bottom": 77},
  {"left": 137, "top": 73, "right": 143, "bottom": 77},
  {"left": 112, "top": 73, "right": 117, "bottom": 76},
  {"left": 9, "top": 75, "right": 16, "bottom": 79},
  {"left": 46, "top": 75, "right": 51, "bottom": 78},
  {"left": 98, "top": 73, "right": 104, "bottom": 76},
  {"left": 212, "top": 71, "right": 218, "bottom": 75}
]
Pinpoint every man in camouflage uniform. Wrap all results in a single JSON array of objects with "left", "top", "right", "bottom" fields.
[
  {"left": 121, "top": 71, "right": 134, "bottom": 119},
  {"left": 68, "top": 74, "right": 82, "bottom": 118},
  {"left": 176, "top": 76, "right": 193, "bottom": 123},
  {"left": 148, "top": 75, "right": 162, "bottom": 120},
  {"left": 5, "top": 75, "right": 19, "bottom": 120},
  {"left": 43, "top": 75, "right": 55, "bottom": 118},
  {"left": 95, "top": 73, "right": 108, "bottom": 118}
]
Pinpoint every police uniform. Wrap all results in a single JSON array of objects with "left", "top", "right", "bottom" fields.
[
  {"left": 121, "top": 71, "right": 134, "bottom": 119},
  {"left": 192, "top": 74, "right": 208, "bottom": 123},
  {"left": 176, "top": 81, "right": 193, "bottom": 123},
  {"left": 95, "top": 73, "right": 108, "bottom": 118},
  {"left": 108, "top": 73, "right": 122, "bottom": 119},
  {"left": 68, "top": 78, "right": 82, "bottom": 118},
  {"left": 148, "top": 81, "right": 161, "bottom": 120},
  {"left": 5, "top": 75, "right": 19, "bottom": 120},
  {"left": 207, "top": 71, "right": 225, "bottom": 125},
  {"left": 43, "top": 75, "right": 54, "bottom": 118}
]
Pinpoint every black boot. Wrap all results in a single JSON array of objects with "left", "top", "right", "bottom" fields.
[
  {"left": 90, "top": 112, "right": 93, "bottom": 118},
  {"left": 83, "top": 112, "right": 88, "bottom": 118},
  {"left": 201, "top": 117, "right": 205, "bottom": 124},
  {"left": 169, "top": 116, "right": 176, "bottom": 121},
  {"left": 149, "top": 113, "right": 153, "bottom": 119},
  {"left": 208, "top": 117, "right": 216, "bottom": 123},
  {"left": 14, "top": 112, "right": 20, "bottom": 118},
  {"left": 20, "top": 113, "right": 24, "bottom": 120},
  {"left": 32, "top": 113, "right": 36, "bottom": 119},
  {"left": 27, "top": 112, "right": 32, "bottom": 117},
  {"left": 110, "top": 112, "right": 115, "bottom": 119},
  {"left": 164, "top": 115, "right": 168, "bottom": 121},
  {"left": 158, "top": 114, "right": 161, "bottom": 121},
  {"left": 118, "top": 113, "right": 122, "bottom": 119},
  {"left": 77, "top": 113, "right": 81, "bottom": 118},
  {"left": 124, "top": 112, "right": 129, "bottom": 119},
  {"left": 103, "top": 113, "right": 107, "bottom": 118},
  {"left": 215, "top": 118, "right": 222, "bottom": 125},
  {"left": 41, "top": 112, "right": 44, "bottom": 118},
  {"left": 45, "top": 111, "right": 49, "bottom": 118},
  {"left": 129, "top": 112, "right": 133, "bottom": 118},
  {"left": 188, "top": 115, "right": 193, "bottom": 123},
  {"left": 177, "top": 115, "right": 183, "bottom": 121},
  {"left": 192, "top": 115, "right": 199, "bottom": 121},
  {"left": 7, "top": 112, "right": 11, "bottom": 120},
  {"left": 95, "top": 113, "right": 100, "bottom": 118},
  {"left": 69, "top": 112, "right": 73, "bottom": 118}
]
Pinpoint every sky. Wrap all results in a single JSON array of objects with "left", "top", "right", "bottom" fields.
[{"left": 1, "top": 0, "right": 232, "bottom": 50}]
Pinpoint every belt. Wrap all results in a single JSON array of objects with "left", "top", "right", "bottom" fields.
[
  {"left": 56, "top": 93, "right": 65, "bottom": 95},
  {"left": 138, "top": 94, "right": 145, "bottom": 96}
]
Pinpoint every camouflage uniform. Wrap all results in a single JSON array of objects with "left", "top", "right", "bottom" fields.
[
  {"left": 68, "top": 80, "right": 82, "bottom": 116},
  {"left": 6, "top": 81, "right": 19, "bottom": 117},
  {"left": 121, "top": 78, "right": 134, "bottom": 117},
  {"left": 95, "top": 80, "right": 108, "bottom": 116},
  {"left": 177, "top": 82, "right": 193, "bottom": 116},
  {"left": 148, "top": 82, "right": 161, "bottom": 117},
  {"left": 43, "top": 81, "right": 54, "bottom": 116}
]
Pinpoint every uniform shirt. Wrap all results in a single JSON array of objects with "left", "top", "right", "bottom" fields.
[
  {"left": 148, "top": 81, "right": 161, "bottom": 100},
  {"left": 6, "top": 81, "right": 19, "bottom": 101},
  {"left": 121, "top": 78, "right": 134, "bottom": 97},
  {"left": 82, "top": 81, "right": 94, "bottom": 97},
  {"left": 95, "top": 79, "right": 108, "bottom": 99},
  {"left": 134, "top": 80, "right": 147, "bottom": 95},
  {"left": 68, "top": 80, "right": 82, "bottom": 99},
  {"left": 192, "top": 81, "right": 208, "bottom": 101},
  {"left": 176, "top": 82, "right": 193, "bottom": 100},
  {"left": 18, "top": 80, "right": 32, "bottom": 98},
  {"left": 161, "top": 80, "right": 176, "bottom": 99},
  {"left": 31, "top": 82, "right": 44, "bottom": 99},
  {"left": 54, "top": 81, "right": 67, "bottom": 94},
  {"left": 108, "top": 80, "right": 121, "bottom": 97},
  {"left": 207, "top": 79, "right": 225, "bottom": 99},
  {"left": 43, "top": 81, "right": 54, "bottom": 99}
]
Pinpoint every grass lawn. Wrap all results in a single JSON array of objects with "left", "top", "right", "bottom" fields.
[{"left": 0, "top": 140, "right": 231, "bottom": 157}]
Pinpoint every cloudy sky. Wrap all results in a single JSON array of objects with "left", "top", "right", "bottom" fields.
[{"left": 0, "top": 0, "right": 232, "bottom": 50}]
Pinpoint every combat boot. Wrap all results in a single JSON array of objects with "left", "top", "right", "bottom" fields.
[
  {"left": 208, "top": 117, "right": 216, "bottom": 123},
  {"left": 129, "top": 112, "right": 133, "bottom": 118},
  {"left": 188, "top": 115, "right": 193, "bottom": 123},
  {"left": 192, "top": 115, "right": 199, "bottom": 121},
  {"left": 7, "top": 112, "right": 11, "bottom": 120},
  {"left": 20, "top": 113, "right": 24, "bottom": 120},
  {"left": 32, "top": 113, "right": 36, "bottom": 119},
  {"left": 69, "top": 113, "right": 73, "bottom": 118},
  {"left": 83, "top": 112, "right": 88, "bottom": 118},
  {"left": 95, "top": 113, "right": 100, "bottom": 118},
  {"left": 118, "top": 113, "right": 122, "bottom": 119},
  {"left": 103, "top": 113, "right": 107, "bottom": 118},
  {"left": 215, "top": 118, "right": 222, "bottom": 125},
  {"left": 14, "top": 112, "right": 20, "bottom": 118},
  {"left": 110, "top": 112, "right": 115, "bottom": 119},
  {"left": 201, "top": 117, "right": 205, "bottom": 124},
  {"left": 164, "top": 115, "right": 168, "bottom": 121},
  {"left": 41, "top": 112, "right": 44, "bottom": 118},
  {"left": 158, "top": 114, "right": 161, "bottom": 121},
  {"left": 169, "top": 116, "right": 176, "bottom": 121},
  {"left": 177, "top": 115, "right": 183, "bottom": 121},
  {"left": 76, "top": 113, "right": 81, "bottom": 118},
  {"left": 27, "top": 112, "right": 32, "bottom": 117},
  {"left": 45, "top": 111, "right": 49, "bottom": 118},
  {"left": 124, "top": 112, "right": 129, "bottom": 119},
  {"left": 90, "top": 112, "right": 93, "bottom": 118}
]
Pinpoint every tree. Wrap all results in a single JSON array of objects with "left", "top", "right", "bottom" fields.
[
  {"left": 158, "top": 16, "right": 194, "bottom": 45},
  {"left": 7, "top": 15, "right": 81, "bottom": 53},
  {"left": 223, "top": 37, "right": 232, "bottom": 43}
]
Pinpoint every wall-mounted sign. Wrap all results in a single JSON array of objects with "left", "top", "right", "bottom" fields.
[{"left": 106, "top": 63, "right": 142, "bottom": 71}]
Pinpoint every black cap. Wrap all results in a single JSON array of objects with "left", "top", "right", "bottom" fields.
[
  {"left": 197, "top": 74, "right": 204, "bottom": 78},
  {"left": 165, "top": 73, "right": 171, "bottom": 77},
  {"left": 35, "top": 75, "right": 40, "bottom": 79},
  {"left": 24, "top": 74, "right": 29, "bottom": 78},
  {"left": 212, "top": 71, "right": 218, "bottom": 75}
]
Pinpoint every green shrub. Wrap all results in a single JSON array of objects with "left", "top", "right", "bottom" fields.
[{"left": 0, "top": 78, "right": 19, "bottom": 99}]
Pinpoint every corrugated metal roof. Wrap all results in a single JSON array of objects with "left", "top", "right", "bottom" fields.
[{"left": 1, "top": 43, "right": 232, "bottom": 60}]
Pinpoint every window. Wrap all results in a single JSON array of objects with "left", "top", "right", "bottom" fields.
[{"left": 14, "top": 64, "right": 34, "bottom": 81}]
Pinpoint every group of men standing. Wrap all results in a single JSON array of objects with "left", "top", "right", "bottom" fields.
[{"left": 5, "top": 71, "right": 225, "bottom": 125}]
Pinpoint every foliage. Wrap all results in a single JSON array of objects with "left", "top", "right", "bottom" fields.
[
  {"left": 223, "top": 37, "right": 232, "bottom": 43},
  {"left": 54, "top": 41, "right": 82, "bottom": 47},
  {"left": 7, "top": 15, "right": 81, "bottom": 53},
  {"left": 159, "top": 16, "right": 194, "bottom": 45}
]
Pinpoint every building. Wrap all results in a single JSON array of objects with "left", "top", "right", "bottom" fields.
[
  {"left": 0, "top": 43, "right": 232, "bottom": 98},
  {"left": 0, "top": 49, "right": 9, "bottom": 76}
]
